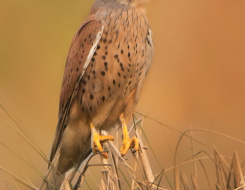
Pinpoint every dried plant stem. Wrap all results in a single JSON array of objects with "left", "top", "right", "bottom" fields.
[
  {"left": 0, "top": 167, "right": 37, "bottom": 190},
  {"left": 4, "top": 180, "right": 12, "bottom": 190},
  {"left": 232, "top": 152, "right": 245, "bottom": 189},
  {"left": 174, "top": 166, "right": 180, "bottom": 190},
  {"left": 131, "top": 152, "right": 139, "bottom": 190},
  {"left": 190, "top": 171, "right": 198, "bottom": 190},
  {"left": 135, "top": 122, "right": 154, "bottom": 184},
  {"left": 180, "top": 171, "right": 190, "bottom": 190}
]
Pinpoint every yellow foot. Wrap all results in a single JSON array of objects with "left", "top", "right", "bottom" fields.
[
  {"left": 90, "top": 123, "right": 114, "bottom": 158},
  {"left": 120, "top": 136, "right": 139, "bottom": 156},
  {"left": 119, "top": 114, "right": 139, "bottom": 156}
]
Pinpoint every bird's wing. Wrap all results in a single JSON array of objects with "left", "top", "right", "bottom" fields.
[
  {"left": 145, "top": 28, "right": 154, "bottom": 75},
  {"left": 49, "top": 16, "right": 104, "bottom": 165},
  {"left": 134, "top": 28, "right": 154, "bottom": 102}
]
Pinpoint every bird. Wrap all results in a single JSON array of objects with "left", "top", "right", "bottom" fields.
[{"left": 39, "top": 0, "right": 153, "bottom": 189}]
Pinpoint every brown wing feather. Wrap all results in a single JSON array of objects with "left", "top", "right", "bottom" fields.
[{"left": 49, "top": 17, "right": 103, "bottom": 165}]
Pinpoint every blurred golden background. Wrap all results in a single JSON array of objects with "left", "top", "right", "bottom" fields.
[{"left": 1, "top": 0, "right": 245, "bottom": 189}]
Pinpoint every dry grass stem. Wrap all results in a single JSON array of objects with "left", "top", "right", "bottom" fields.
[
  {"left": 174, "top": 166, "right": 180, "bottom": 190},
  {"left": 232, "top": 152, "right": 245, "bottom": 189},
  {"left": 135, "top": 122, "right": 154, "bottom": 184},
  {"left": 4, "top": 180, "right": 12, "bottom": 190},
  {"left": 0, "top": 167, "right": 38, "bottom": 190},
  {"left": 3, "top": 110, "right": 245, "bottom": 190},
  {"left": 190, "top": 171, "right": 198, "bottom": 190},
  {"left": 12, "top": 178, "right": 20, "bottom": 190},
  {"left": 180, "top": 171, "right": 190, "bottom": 190}
]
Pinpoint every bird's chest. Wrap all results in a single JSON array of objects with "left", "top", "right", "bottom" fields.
[
  {"left": 77, "top": 9, "right": 149, "bottom": 119},
  {"left": 98, "top": 9, "right": 148, "bottom": 88}
]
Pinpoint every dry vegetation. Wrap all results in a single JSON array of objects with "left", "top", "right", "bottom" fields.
[{"left": 1, "top": 101, "right": 245, "bottom": 190}]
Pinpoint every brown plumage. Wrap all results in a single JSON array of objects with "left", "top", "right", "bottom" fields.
[{"left": 40, "top": 0, "right": 153, "bottom": 189}]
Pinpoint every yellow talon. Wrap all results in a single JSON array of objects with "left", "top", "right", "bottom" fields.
[
  {"left": 90, "top": 123, "right": 114, "bottom": 158},
  {"left": 119, "top": 114, "right": 139, "bottom": 156}
]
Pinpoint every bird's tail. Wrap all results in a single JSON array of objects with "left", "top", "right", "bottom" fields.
[{"left": 39, "top": 148, "right": 64, "bottom": 190}]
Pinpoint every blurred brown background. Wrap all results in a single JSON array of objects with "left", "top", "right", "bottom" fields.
[{"left": 1, "top": 0, "right": 245, "bottom": 189}]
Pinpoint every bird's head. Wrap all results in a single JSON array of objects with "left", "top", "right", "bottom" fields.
[
  {"left": 120, "top": 0, "right": 150, "bottom": 4},
  {"left": 100, "top": 0, "right": 149, "bottom": 7}
]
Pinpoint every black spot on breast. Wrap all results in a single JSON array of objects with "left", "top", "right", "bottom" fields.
[
  {"left": 79, "top": 61, "right": 81, "bottom": 64},
  {"left": 97, "top": 45, "right": 100, "bottom": 50},
  {"left": 84, "top": 38, "right": 86, "bottom": 42},
  {"left": 121, "top": 49, "right": 124, "bottom": 54},
  {"left": 128, "top": 52, "right": 131, "bottom": 58},
  {"left": 120, "top": 63, "right": 124, "bottom": 71},
  {"left": 114, "top": 55, "right": 118, "bottom": 59},
  {"left": 76, "top": 67, "right": 79, "bottom": 72},
  {"left": 118, "top": 83, "right": 121, "bottom": 88},
  {"left": 102, "top": 96, "right": 105, "bottom": 102},
  {"left": 93, "top": 51, "right": 97, "bottom": 56},
  {"left": 113, "top": 79, "right": 116, "bottom": 85},
  {"left": 127, "top": 68, "right": 130, "bottom": 72},
  {"left": 90, "top": 106, "right": 92, "bottom": 112},
  {"left": 104, "top": 62, "right": 108, "bottom": 71},
  {"left": 90, "top": 94, "right": 94, "bottom": 100},
  {"left": 87, "top": 75, "right": 90, "bottom": 80},
  {"left": 128, "top": 64, "right": 131, "bottom": 67},
  {"left": 91, "top": 57, "right": 95, "bottom": 62},
  {"left": 101, "top": 71, "right": 105, "bottom": 76},
  {"left": 108, "top": 86, "right": 111, "bottom": 91},
  {"left": 130, "top": 75, "right": 132, "bottom": 78},
  {"left": 82, "top": 89, "right": 85, "bottom": 94},
  {"left": 102, "top": 55, "right": 106, "bottom": 60},
  {"left": 105, "top": 51, "right": 108, "bottom": 55},
  {"left": 92, "top": 70, "right": 95, "bottom": 75},
  {"left": 128, "top": 81, "right": 131, "bottom": 85},
  {"left": 118, "top": 72, "right": 121, "bottom": 77}
]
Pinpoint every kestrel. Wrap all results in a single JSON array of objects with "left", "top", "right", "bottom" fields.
[{"left": 40, "top": 0, "right": 153, "bottom": 189}]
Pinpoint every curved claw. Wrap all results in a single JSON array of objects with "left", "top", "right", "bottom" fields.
[
  {"left": 90, "top": 123, "right": 114, "bottom": 158},
  {"left": 119, "top": 114, "right": 139, "bottom": 156},
  {"left": 120, "top": 136, "right": 139, "bottom": 156}
]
